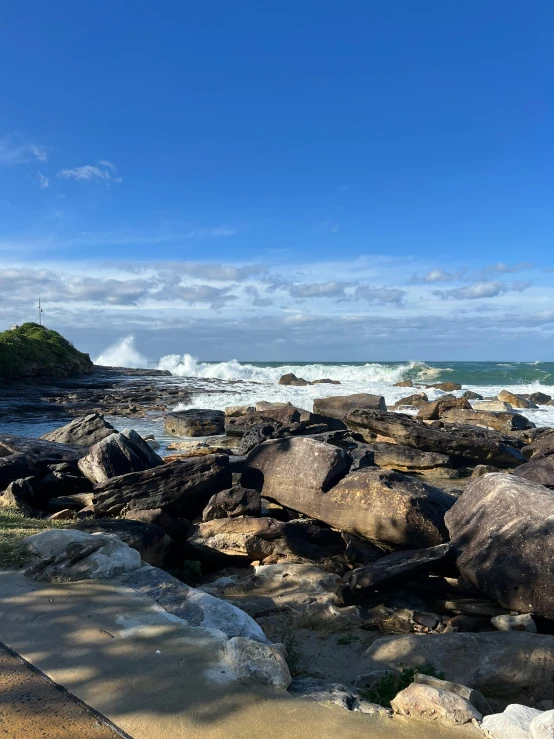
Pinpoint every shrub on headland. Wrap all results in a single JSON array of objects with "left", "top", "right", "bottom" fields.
[{"left": 0, "top": 322, "right": 93, "bottom": 378}]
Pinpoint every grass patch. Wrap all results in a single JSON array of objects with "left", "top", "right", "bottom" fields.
[
  {"left": 0, "top": 509, "right": 69, "bottom": 569},
  {"left": 359, "top": 664, "right": 445, "bottom": 708},
  {"left": 337, "top": 634, "right": 360, "bottom": 645},
  {"left": 0, "top": 322, "right": 92, "bottom": 377}
]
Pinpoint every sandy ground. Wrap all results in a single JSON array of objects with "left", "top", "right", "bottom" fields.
[{"left": 0, "top": 645, "right": 121, "bottom": 739}]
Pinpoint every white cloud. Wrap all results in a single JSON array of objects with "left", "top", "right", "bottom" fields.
[
  {"left": 58, "top": 161, "right": 121, "bottom": 183},
  {"left": 0, "top": 136, "right": 49, "bottom": 165},
  {"left": 354, "top": 286, "right": 406, "bottom": 305},
  {"left": 36, "top": 171, "right": 49, "bottom": 189},
  {"left": 433, "top": 280, "right": 532, "bottom": 300}
]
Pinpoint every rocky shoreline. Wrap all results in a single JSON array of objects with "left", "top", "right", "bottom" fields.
[{"left": 2, "top": 376, "right": 554, "bottom": 735}]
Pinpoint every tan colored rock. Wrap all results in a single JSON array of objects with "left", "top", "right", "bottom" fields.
[
  {"left": 391, "top": 683, "right": 482, "bottom": 726},
  {"left": 440, "top": 408, "right": 534, "bottom": 433},
  {"left": 417, "top": 396, "right": 471, "bottom": 420},
  {"left": 498, "top": 390, "right": 536, "bottom": 409}
]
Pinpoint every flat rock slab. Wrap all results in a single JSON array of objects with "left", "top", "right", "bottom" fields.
[
  {"left": 0, "top": 572, "right": 481, "bottom": 739},
  {"left": 0, "top": 436, "right": 86, "bottom": 466}
]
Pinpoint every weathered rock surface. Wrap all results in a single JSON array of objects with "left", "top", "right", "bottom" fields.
[
  {"left": 522, "top": 433, "right": 554, "bottom": 461},
  {"left": 78, "top": 429, "right": 163, "bottom": 483},
  {"left": 499, "top": 390, "right": 537, "bottom": 409},
  {"left": 391, "top": 683, "right": 482, "bottom": 726},
  {"left": 441, "top": 408, "right": 534, "bottom": 433},
  {"left": 41, "top": 413, "right": 116, "bottom": 446},
  {"left": 345, "top": 410, "right": 525, "bottom": 467},
  {"left": 528, "top": 392, "right": 553, "bottom": 405},
  {"left": 531, "top": 709, "right": 554, "bottom": 738},
  {"left": 462, "top": 391, "right": 484, "bottom": 400},
  {"left": 345, "top": 544, "right": 451, "bottom": 595},
  {"left": 366, "top": 442, "right": 451, "bottom": 470},
  {"left": 187, "top": 516, "right": 344, "bottom": 562},
  {"left": 243, "top": 436, "right": 350, "bottom": 503},
  {"left": 426, "top": 382, "right": 462, "bottom": 391},
  {"left": 226, "top": 408, "right": 301, "bottom": 436},
  {"left": 446, "top": 473, "right": 554, "bottom": 618},
  {"left": 482, "top": 704, "right": 542, "bottom": 738},
  {"left": 24, "top": 529, "right": 141, "bottom": 581},
  {"left": 278, "top": 372, "right": 309, "bottom": 386},
  {"left": 222, "top": 637, "right": 291, "bottom": 689},
  {"left": 0, "top": 453, "right": 31, "bottom": 489},
  {"left": 289, "top": 677, "right": 389, "bottom": 714},
  {"left": 472, "top": 400, "right": 514, "bottom": 412},
  {"left": 365, "top": 632, "right": 554, "bottom": 699},
  {"left": 0, "top": 436, "right": 85, "bottom": 467},
  {"left": 313, "top": 393, "right": 386, "bottom": 420},
  {"left": 413, "top": 673, "right": 492, "bottom": 716},
  {"left": 513, "top": 456, "right": 554, "bottom": 487},
  {"left": 164, "top": 409, "right": 225, "bottom": 437},
  {"left": 70, "top": 518, "right": 167, "bottom": 566},
  {"left": 236, "top": 423, "right": 282, "bottom": 455},
  {"left": 491, "top": 613, "right": 537, "bottom": 633},
  {"left": 394, "top": 379, "right": 413, "bottom": 387},
  {"left": 202, "top": 486, "right": 261, "bottom": 521},
  {"left": 1, "top": 478, "right": 35, "bottom": 515},
  {"left": 93, "top": 454, "right": 232, "bottom": 518},
  {"left": 393, "top": 393, "right": 429, "bottom": 409},
  {"left": 417, "top": 396, "right": 472, "bottom": 420}
]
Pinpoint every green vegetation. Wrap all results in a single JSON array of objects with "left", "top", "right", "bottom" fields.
[
  {"left": 0, "top": 322, "right": 93, "bottom": 378},
  {"left": 0, "top": 509, "right": 70, "bottom": 569},
  {"left": 337, "top": 634, "right": 360, "bottom": 645},
  {"left": 360, "top": 664, "right": 445, "bottom": 708}
]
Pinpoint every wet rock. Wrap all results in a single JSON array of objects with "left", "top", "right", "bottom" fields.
[
  {"left": 394, "top": 379, "right": 413, "bottom": 387},
  {"left": 393, "top": 393, "right": 429, "bottom": 409},
  {"left": 278, "top": 372, "right": 309, "bottom": 386},
  {"left": 78, "top": 429, "right": 164, "bottom": 484},
  {"left": 345, "top": 410, "right": 525, "bottom": 467},
  {"left": 446, "top": 473, "right": 554, "bottom": 618},
  {"left": 462, "top": 391, "right": 483, "bottom": 400},
  {"left": 426, "top": 382, "right": 462, "bottom": 391},
  {"left": 499, "top": 390, "right": 537, "bottom": 409},
  {"left": 313, "top": 393, "right": 386, "bottom": 420},
  {"left": 71, "top": 518, "right": 167, "bottom": 566},
  {"left": 93, "top": 454, "right": 231, "bottom": 518},
  {"left": 24, "top": 529, "right": 141, "bottom": 581},
  {"left": 41, "top": 412, "right": 116, "bottom": 446},
  {"left": 528, "top": 392, "right": 553, "bottom": 405},
  {"left": 491, "top": 613, "right": 537, "bottom": 633},
  {"left": 222, "top": 637, "right": 291, "bottom": 689},
  {"left": 417, "top": 396, "right": 472, "bottom": 420},
  {"left": 365, "top": 441, "right": 451, "bottom": 470},
  {"left": 311, "top": 378, "right": 341, "bottom": 385},
  {"left": 164, "top": 409, "right": 225, "bottom": 437},
  {"left": 391, "top": 683, "right": 482, "bottom": 726},
  {"left": 202, "top": 486, "right": 261, "bottom": 521},
  {"left": 0, "top": 453, "right": 31, "bottom": 489},
  {"left": 441, "top": 408, "right": 534, "bottom": 433},
  {"left": 365, "top": 632, "right": 554, "bottom": 700},
  {"left": 482, "top": 704, "right": 542, "bottom": 738}
]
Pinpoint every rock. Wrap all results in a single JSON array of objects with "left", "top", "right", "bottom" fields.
[
  {"left": 414, "top": 673, "right": 492, "bottom": 716},
  {"left": 426, "top": 382, "right": 462, "bottom": 391},
  {"left": 243, "top": 435, "right": 350, "bottom": 503},
  {"left": 528, "top": 392, "right": 553, "bottom": 405},
  {"left": 46, "top": 493, "right": 93, "bottom": 512},
  {"left": 462, "top": 391, "right": 484, "bottom": 400},
  {"left": 24, "top": 529, "right": 141, "bottom": 581},
  {"left": 33, "top": 462, "right": 92, "bottom": 504},
  {"left": 482, "top": 704, "right": 542, "bottom": 738},
  {"left": 1, "top": 478, "right": 35, "bottom": 515},
  {"left": 531, "top": 710, "right": 554, "bottom": 738},
  {"left": 345, "top": 410, "right": 525, "bottom": 467},
  {"left": 365, "top": 441, "right": 451, "bottom": 470},
  {"left": 311, "top": 378, "right": 341, "bottom": 385},
  {"left": 226, "top": 408, "right": 301, "bottom": 436},
  {"left": 441, "top": 409, "right": 535, "bottom": 433},
  {"left": 0, "top": 436, "right": 86, "bottom": 467},
  {"left": 513, "top": 457, "right": 554, "bottom": 487},
  {"left": 41, "top": 413, "right": 116, "bottom": 446},
  {"left": 342, "top": 533, "right": 387, "bottom": 567},
  {"left": 499, "top": 390, "right": 537, "bottom": 409},
  {"left": 446, "top": 473, "right": 554, "bottom": 618},
  {"left": 393, "top": 393, "right": 429, "bottom": 409},
  {"left": 390, "top": 683, "right": 482, "bottom": 726},
  {"left": 78, "top": 429, "right": 163, "bottom": 484},
  {"left": 394, "top": 379, "right": 413, "bottom": 387},
  {"left": 345, "top": 544, "right": 451, "bottom": 595},
  {"left": 278, "top": 372, "right": 309, "bottom": 386},
  {"left": 187, "top": 516, "right": 344, "bottom": 562},
  {"left": 323, "top": 468, "right": 455, "bottom": 548},
  {"left": 255, "top": 401, "right": 294, "bottom": 411},
  {"left": 471, "top": 464, "right": 500, "bottom": 477},
  {"left": 0, "top": 453, "right": 31, "bottom": 489},
  {"left": 472, "top": 400, "right": 514, "bottom": 412},
  {"left": 202, "top": 486, "right": 261, "bottom": 521},
  {"left": 365, "top": 632, "right": 554, "bottom": 699},
  {"left": 225, "top": 405, "right": 255, "bottom": 417},
  {"left": 347, "top": 445, "right": 376, "bottom": 471},
  {"left": 313, "top": 393, "right": 386, "bottom": 420},
  {"left": 222, "top": 637, "right": 291, "bottom": 689},
  {"left": 163, "top": 409, "right": 225, "bottom": 437},
  {"left": 75, "top": 505, "right": 95, "bottom": 520},
  {"left": 93, "top": 455, "right": 232, "bottom": 518},
  {"left": 48, "top": 509, "right": 75, "bottom": 520},
  {"left": 522, "top": 434, "right": 554, "bottom": 461},
  {"left": 417, "top": 396, "right": 472, "bottom": 420},
  {"left": 491, "top": 613, "right": 537, "bottom": 633},
  {"left": 123, "top": 507, "right": 190, "bottom": 540},
  {"left": 70, "top": 518, "right": 167, "bottom": 567},
  {"left": 288, "top": 677, "right": 389, "bottom": 714},
  {"left": 118, "top": 565, "right": 270, "bottom": 643},
  {"left": 236, "top": 423, "right": 282, "bottom": 455}
]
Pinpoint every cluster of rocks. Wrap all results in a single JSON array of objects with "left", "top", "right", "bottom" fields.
[
  {"left": 278, "top": 373, "right": 341, "bottom": 386},
  {"left": 4, "top": 385, "right": 554, "bottom": 731}
]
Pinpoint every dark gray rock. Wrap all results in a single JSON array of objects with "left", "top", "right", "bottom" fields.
[
  {"left": 70, "top": 518, "right": 167, "bottom": 566},
  {"left": 0, "top": 453, "right": 31, "bottom": 490},
  {"left": 41, "top": 413, "right": 117, "bottom": 446},
  {"left": 446, "top": 473, "right": 554, "bottom": 618},
  {"left": 462, "top": 391, "right": 484, "bottom": 400},
  {"left": 93, "top": 454, "right": 232, "bottom": 518},
  {"left": 365, "top": 442, "right": 451, "bottom": 471},
  {"left": 78, "top": 429, "right": 163, "bottom": 484},
  {"left": 513, "top": 456, "right": 554, "bottom": 487},
  {"left": 521, "top": 432, "right": 554, "bottom": 460},
  {"left": 202, "top": 486, "right": 261, "bottom": 521},
  {"left": 278, "top": 372, "right": 309, "bottom": 386},
  {"left": 236, "top": 423, "right": 282, "bottom": 455},
  {"left": 0, "top": 436, "right": 86, "bottom": 468},
  {"left": 528, "top": 392, "right": 552, "bottom": 405},
  {"left": 1, "top": 477, "right": 36, "bottom": 515},
  {"left": 226, "top": 407, "right": 301, "bottom": 436},
  {"left": 164, "top": 409, "right": 225, "bottom": 437},
  {"left": 313, "top": 393, "right": 386, "bottom": 420}
]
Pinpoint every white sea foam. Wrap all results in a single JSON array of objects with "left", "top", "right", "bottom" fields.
[{"left": 95, "top": 336, "right": 149, "bottom": 368}]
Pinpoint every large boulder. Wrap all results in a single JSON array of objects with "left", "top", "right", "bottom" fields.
[
  {"left": 187, "top": 516, "right": 344, "bottom": 562},
  {"left": 441, "top": 408, "right": 534, "bottom": 433},
  {"left": 521, "top": 433, "right": 554, "bottom": 461},
  {"left": 70, "top": 518, "right": 167, "bottom": 566},
  {"left": 528, "top": 391, "right": 553, "bottom": 405},
  {"left": 417, "top": 396, "right": 472, "bottom": 421},
  {"left": 365, "top": 631, "right": 554, "bottom": 700},
  {"left": 0, "top": 436, "right": 85, "bottom": 468},
  {"left": 482, "top": 704, "right": 542, "bottom": 738},
  {"left": 226, "top": 407, "right": 301, "bottom": 436},
  {"left": 445, "top": 473, "right": 554, "bottom": 618},
  {"left": 24, "top": 529, "right": 141, "bottom": 581},
  {"left": 390, "top": 683, "right": 482, "bottom": 726},
  {"left": 164, "top": 409, "right": 225, "bottom": 437},
  {"left": 1, "top": 478, "right": 36, "bottom": 515},
  {"left": 426, "top": 382, "right": 462, "bottom": 392},
  {"left": 345, "top": 410, "right": 525, "bottom": 468},
  {"left": 313, "top": 393, "right": 386, "bottom": 420},
  {"left": 242, "top": 436, "right": 351, "bottom": 506},
  {"left": 319, "top": 468, "right": 454, "bottom": 548},
  {"left": 78, "top": 429, "right": 164, "bottom": 484},
  {"left": 221, "top": 637, "right": 291, "bottom": 689},
  {"left": 278, "top": 372, "right": 309, "bottom": 386},
  {"left": 0, "top": 453, "right": 31, "bottom": 489},
  {"left": 513, "top": 457, "right": 554, "bottom": 487},
  {"left": 393, "top": 393, "right": 429, "bottom": 409},
  {"left": 202, "top": 486, "right": 261, "bottom": 521},
  {"left": 365, "top": 442, "right": 451, "bottom": 471},
  {"left": 498, "top": 390, "right": 537, "bottom": 409},
  {"left": 41, "top": 413, "right": 116, "bottom": 446},
  {"left": 236, "top": 423, "right": 282, "bottom": 455},
  {"left": 93, "top": 454, "right": 232, "bottom": 518}
]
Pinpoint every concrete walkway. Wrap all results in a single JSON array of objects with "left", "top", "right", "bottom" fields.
[{"left": 0, "top": 571, "right": 481, "bottom": 739}]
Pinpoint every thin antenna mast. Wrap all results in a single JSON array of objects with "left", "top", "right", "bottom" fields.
[{"left": 37, "top": 298, "right": 43, "bottom": 326}]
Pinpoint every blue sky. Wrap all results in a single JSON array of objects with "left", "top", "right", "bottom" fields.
[{"left": 1, "top": 1, "right": 553, "bottom": 361}]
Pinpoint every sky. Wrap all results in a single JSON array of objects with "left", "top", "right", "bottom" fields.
[{"left": 1, "top": 1, "right": 553, "bottom": 362}]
